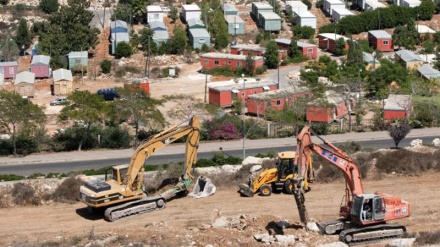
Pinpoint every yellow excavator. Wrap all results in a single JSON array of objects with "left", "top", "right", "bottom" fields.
[
  {"left": 238, "top": 151, "right": 314, "bottom": 197},
  {"left": 79, "top": 115, "right": 200, "bottom": 221}
]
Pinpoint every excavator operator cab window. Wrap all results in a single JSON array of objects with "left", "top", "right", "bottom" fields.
[
  {"left": 373, "top": 197, "right": 386, "bottom": 220},
  {"left": 277, "top": 158, "right": 295, "bottom": 179}
]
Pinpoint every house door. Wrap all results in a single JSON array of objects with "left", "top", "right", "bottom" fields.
[
  {"left": 61, "top": 84, "right": 67, "bottom": 95},
  {"left": 54, "top": 85, "right": 60, "bottom": 95}
]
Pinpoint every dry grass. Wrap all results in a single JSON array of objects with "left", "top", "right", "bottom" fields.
[
  {"left": 415, "top": 229, "right": 440, "bottom": 245},
  {"left": 51, "top": 176, "right": 82, "bottom": 203},
  {"left": 11, "top": 182, "right": 41, "bottom": 206}
]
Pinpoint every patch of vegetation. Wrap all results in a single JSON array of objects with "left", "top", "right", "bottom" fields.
[
  {"left": 337, "top": 141, "right": 362, "bottom": 154},
  {"left": 51, "top": 176, "right": 82, "bottom": 203},
  {"left": 115, "top": 65, "right": 141, "bottom": 78},
  {"left": 11, "top": 182, "right": 41, "bottom": 206},
  {"left": 415, "top": 229, "right": 440, "bottom": 245},
  {"left": 0, "top": 174, "right": 25, "bottom": 181},
  {"left": 371, "top": 149, "right": 437, "bottom": 175}
]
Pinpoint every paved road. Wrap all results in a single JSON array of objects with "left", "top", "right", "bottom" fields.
[{"left": 0, "top": 128, "right": 439, "bottom": 176}]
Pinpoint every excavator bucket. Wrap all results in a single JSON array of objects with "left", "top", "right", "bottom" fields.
[
  {"left": 238, "top": 183, "right": 254, "bottom": 197},
  {"left": 188, "top": 176, "right": 216, "bottom": 199}
]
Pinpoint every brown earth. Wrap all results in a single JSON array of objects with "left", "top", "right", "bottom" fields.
[{"left": 0, "top": 172, "right": 438, "bottom": 246}]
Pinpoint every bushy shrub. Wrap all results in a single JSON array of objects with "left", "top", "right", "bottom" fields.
[
  {"left": 39, "top": 0, "right": 59, "bottom": 14},
  {"left": 207, "top": 66, "right": 235, "bottom": 76},
  {"left": 51, "top": 176, "right": 82, "bottom": 203},
  {"left": 415, "top": 230, "right": 440, "bottom": 245},
  {"left": 15, "top": 134, "right": 38, "bottom": 155},
  {"left": 99, "top": 126, "right": 131, "bottom": 149},
  {"left": 53, "top": 126, "right": 100, "bottom": 151},
  {"left": 310, "top": 122, "right": 329, "bottom": 135},
  {"left": 0, "top": 174, "right": 25, "bottom": 181},
  {"left": 0, "top": 139, "right": 12, "bottom": 155},
  {"left": 115, "top": 65, "right": 141, "bottom": 77},
  {"left": 11, "top": 182, "right": 40, "bottom": 206},
  {"left": 337, "top": 141, "right": 362, "bottom": 154},
  {"left": 206, "top": 121, "right": 241, "bottom": 140},
  {"left": 371, "top": 149, "right": 435, "bottom": 175},
  {"left": 0, "top": 0, "right": 9, "bottom": 5},
  {"left": 100, "top": 59, "right": 111, "bottom": 74},
  {"left": 115, "top": 41, "right": 133, "bottom": 58}
]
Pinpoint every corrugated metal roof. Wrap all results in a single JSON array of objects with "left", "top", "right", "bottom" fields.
[
  {"left": 209, "top": 80, "right": 278, "bottom": 92},
  {"left": 319, "top": 33, "right": 349, "bottom": 41},
  {"left": 231, "top": 44, "right": 265, "bottom": 52},
  {"left": 189, "top": 28, "right": 210, "bottom": 38},
  {"left": 110, "top": 20, "right": 128, "bottom": 29},
  {"left": 296, "top": 10, "right": 316, "bottom": 18},
  {"left": 259, "top": 12, "right": 281, "bottom": 20},
  {"left": 333, "top": 8, "right": 354, "bottom": 15},
  {"left": 53, "top": 68, "right": 73, "bottom": 82},
  {"left": 417, "top": 64, "right": 440, "bottom": 79},
  {"left": 365, "top": 1, "right": 387, "bottom": 8},
  {"left": 225, "top": 15, "right": 244, "bottom": 24},
  {"left": 150, "top": 21, "right": 167, "bottom": 30},
  {"left": 308, "top": 91, "right": 344, "bottom": 105},
  {"left": 201, "top": 52, "right": 263, "bottom": 60},
  {"left": 111, "top": 32, "right": 130, "bottom": 42},
  {"left": 14, "top": 71, "right": 35, "bottom": 84},
  {"left": 182, "top": 4, "right": 201, "bottom": 11},
  {"left": 275, "top": 38, "right": 291, "bottom": 45},
  {"left": 153, "top": 30, "right": 169, "bottom": 40},
  {"left": 368, "top": 30, "right": 391, "bottom": 39},
  {"left": 31, "top": 55, "right": 50, "bottom": 65},
  {"left": 396, "top": 50, "right": 422, "bottom": 62},
  {"left": 248, "top": 87, "right": 310, "bottom": 100},
  {"left": 325, "top": 0, "right": 345, "bottom": 4},
  {"left": 252, "top": 2, "right": 273, "bottom": 9},
  {"left": 187, "top": 18, "right": 205, "bottom": 27},
  {"left": 223, "top": 3, "right": 238, "bottom": 11},
  {"left": 384, "top": 94, "right": 412, "bottom": 110},
  {"left": 0, "top": 61, "right": 18, "bottom": 67},
  {"left": 417, "top": 24, "right": 435, "bottom": 34},
  {"left": 363, "top": 52, "right": 379, "bottom": 64},
  {"left": 285, "top": 1, "right": 307, "bottom": 8},
  {"left": 297, "top": 41, "right": 317, "bottom": 48},
  {"left": 147, "top": 5, "right": 163, "bottom": 12},
  {"left": 68, "top": 51, "right": 87, "bottom": 58}
]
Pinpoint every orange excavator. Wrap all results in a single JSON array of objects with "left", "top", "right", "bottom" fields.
[{"left": 292, "top": 126, "right": 410, "bottom": 244}]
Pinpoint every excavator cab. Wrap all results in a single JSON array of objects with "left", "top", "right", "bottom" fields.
[
  {"left": 105, "top": 165, "right": 129, "bottom": 184},
  {"left": 276, "top": 152, "right": 296, "bottom": 179},
  {"left": 351, "top": 195, "right": 386, "bottom": 225}
]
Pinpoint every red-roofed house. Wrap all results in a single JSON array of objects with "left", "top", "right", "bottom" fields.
[{"left": 247, "top": 88, "right": 312, "bottom": 115}]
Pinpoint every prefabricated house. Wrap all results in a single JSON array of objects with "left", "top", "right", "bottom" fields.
[
  {"left": 252, "top": 2, "right": 273, "bottom": 22},
  {"left": 318, "top": 33, "right": 349, "bottom": 54},
  {"left": 417, "top": 24, "right": 435, "bottom": 40},
  {"left": 30, "top": 55, "right": 51, "bottom": 78},
  {"left": 230, "top": 44, "right": 265, "bottom": 56},
  {"left": 152, "top": 30, "right": 169, "bottom": 46},
  {"left": 306, "top": 93, "right": 349, "bottom": 123},
  {"left": 0, "top": 61, "right": 18, "bottom": 79},
  {"left": 417, "top": 65, "right": 440, "bottom": 80},
  {"left": 223, "top": 4, "right": 238, "bottom": 16},
  {"left": 110, "top": 32, "right": 130, "bottom": 54},
  {"left": 187, "top": 18, "right": 205, "bottom": 29},
  {"left": 110, "top": 20, "right": 128, "bottom": 34},
  {"left": 53, "top": 68, "right": 73, "bottom": 95},
  {"left": 68, "top": 51, "right": 88, "bottom": 70},
  {"left": 225, "top": 15, "right": 245, "bottom": 35},
  {"left": 275, "top": 39, "right": 318, "bottom": 59},
  {"left": 208, "top": 80, "right": 278, "bottom": 107},
  {"left": 323, "top": 0, "right": 345, "bottom": 15},
  {"left": 188, "top": 28, "right": 210, "bottom": 49},
  {"left": 365, "top": 0, "right": 387, "bottom": 11},
  {"left": 296, "top": 10, "right": 317, "bottom": 29},
  {"left": 200, "top": 53, "right": 264, "bottom": 72},
  {"left": 354, "top": 0, "right": 374, "bottom": 10},
  {"left": 147, "top": 5, "right": 164, "bottom": 23},
  {"left": 149, "top": 21, "right": 167, "bottom": 31},
  {"left": 181, "top": 4, "right": 201, "bottom": 22},
  {"left": 285, "top": 1, "right": 308, "bottom": 14},
  {"left": 332, "top": 8, "right": 354, "bottom": 23},
  {"left": 258, "top": 12, "right": 282, "bottom": 31},
  {"left": 14, "top": 71, "right": 36, "bottom": 98},
  {"left": 383, "top": 94, "right": 412, "bottom": 120},
  {"left": 363, "top": 52, "right": 380, "bottom": 70},
  {"left": 368, "top": 30, "right": 393, "bottom": 51},
  {"left": 395, "top": 50, "right": 423, "bottom": 69},
  {"left": 402, "top": 0, "right": 421, "bottom": 7},
  {"left": 247, "top": 88, "right": 312, "bottom": 115}
]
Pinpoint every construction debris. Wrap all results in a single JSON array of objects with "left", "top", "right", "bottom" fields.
[{"left": 188, "top": 176, "right": 216, "bottom": 199}]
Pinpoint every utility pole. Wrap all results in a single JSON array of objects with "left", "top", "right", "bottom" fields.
[{"left": 242, "top": 74, "right": 246, "bottom": 160}]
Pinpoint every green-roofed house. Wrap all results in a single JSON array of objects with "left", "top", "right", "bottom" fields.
[{"left": 189, "top": 28, "right": 210, "bottom": 49}]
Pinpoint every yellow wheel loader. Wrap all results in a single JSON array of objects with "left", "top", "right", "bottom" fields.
[{"left": 238, "top": 151, "right": 313, "bottom": 197}]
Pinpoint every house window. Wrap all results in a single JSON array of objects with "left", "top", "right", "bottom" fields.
[
  {"left": 383, "top": 40, "right": 389, "bottom": 45},
  {"left": 199, "top": 38, "right": 205, "bottom": 43},
  {"left": 237, "top": 62, "right": 242, "bottom": 67},
  {"left": 276, "top": 100, "right": 281, "bottom": 106},
  {"left": 228, "top": 61, "right": 231, "bottom": 65},
  {"left": 8, "top": 67, "right": 14, "bottom": 74},
  {"left": 307, "top": 48, "right": 313, "bottom": 54},
  {"left": 153, "top": 14, "right": 159, "bottom": 19},
  {"left": 75, "top": 58, "right": 81, "bottom": 64},
  {"left": 214, "top": 60, "right": 220, "bottom": 65}
]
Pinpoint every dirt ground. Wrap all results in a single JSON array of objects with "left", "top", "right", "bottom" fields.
[{"left": 0, "top": 172, "right": 438, "bottom": 247}]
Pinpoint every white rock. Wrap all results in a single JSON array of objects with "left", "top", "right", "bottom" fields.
[
  {"left": 250, "top": 165, "right": 262, "bottom": 173},
  {"left": 432, "top": 138, "right": 440, "bottom": 146},
  {"left": 212, "top": 216, "right": 229, "bottom": 228},
  {"left": 205, "top": 245, "right": 214, "bottom": 247},
  {"left": 410, "top": 139, "right": 423, "bottom": 147},
  {"left": 221, "top": 164, "right": 241, "bottom": 173},
  {"left": 387, "top": 238, "right": 416, "bottom": 247},
  {"left": 254, "top": 233, "right": 270, "bottom": 241},
  {"left": 306, "top": 221, "right": 320, "bottom": 232},
  {"left": 317, "top": 242, "right": 348, "bottom": 247},
  {"left": 275, "top": 235, "right": 297, "bottom": 245},
  {"left": 242, "top": 156, "right": 263, "bottom": 165},
  {"left": 275, "top": 235, "right": 288, "bottom": 242}
]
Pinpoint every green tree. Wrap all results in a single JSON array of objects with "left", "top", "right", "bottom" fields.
[
  {"left": 388, "top": 119, "right": 411, "bottom": 148},
  {"left": 366, "top": 59, "right": 410, "bottom": 98},
  {"left": 59, "top": 91, "right": 108, "bottom": 151},
  {"left": 393, "top": 22, "right": 418, "bottom": 50},
  {"left": 113, "top": 3, "right": 132, "bottom": 23},
  {"left": 0, "top": 90, "right": 46, "bottom": 156},
  {"left": 169, "top": 25, "right": 187, "bottom": 54},
  {"left": 0, "top": 0, "right": 9, "bottom": 5},
  {"left": 100, "top": 59, "right": 111, "bottom": 73},
  {"left": 15, "top": 18, "right": 31, "bottom": 52},
  {"left": 264, "top": 40, "right": 279, "bottom": 69},
  {"left": 39, "top": 0, "right": 59, "bottom": 14},
  {"left": 334, "top": 37, "right": 346, "bottom": 56},
  {"left": 421, "top": 39, "right": 436, "bottom": 54},
  {"left": 115, "top": 87, "right": 165, "bottom": 146},
  {"left": 115, "top": 42, "right": 133, "bottom": 58},
  {"left": 292, "top": 26, "right": 315, "bottom": 39},
  {"left": 0, "top": 36, "right": 20, "bottom": 61},
  {"left": 139, "top": 28, "right": 158, "bottom": 54},
  {"left": 169, "top": 6, "right": 178, "bottom": 23},
  {"left": 245, "top": 52, "right": 255, "bottom": 76},
  {"left": 345, "top": 40, "right": 364, "bottom": 70},
  {"left": 131, "top": 0, "right": 149, "bottom": 23}
]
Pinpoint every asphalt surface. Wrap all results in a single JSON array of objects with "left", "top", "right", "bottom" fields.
[{"left": 0, "top": 128, "right": 439, "bottom": 176}]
